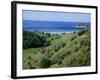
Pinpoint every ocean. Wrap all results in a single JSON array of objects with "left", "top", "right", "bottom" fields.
[{"left": 23, "top": 20, "right": 90, "bottom": 33}]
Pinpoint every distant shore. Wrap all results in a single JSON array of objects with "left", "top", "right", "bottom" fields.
[
  {"left": 42, "top": 30, "right": 80, "bottom": 34},
  {"left": 26, "top": 30, "right": 80, "bottom": 34}
]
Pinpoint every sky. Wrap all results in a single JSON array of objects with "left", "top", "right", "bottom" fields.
[{"left": 23, "top": 10, "right": 91, "bottom": 22}]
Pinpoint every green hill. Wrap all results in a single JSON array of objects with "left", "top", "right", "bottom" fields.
[{"left": 23, "top": 29, "right": 91, "bottom": 69}]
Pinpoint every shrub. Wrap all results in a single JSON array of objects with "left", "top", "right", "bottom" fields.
[
  {"left": 70, "top": 35, "right": 77, "bottom": 41},
  {"left": 50, "top": 54, "right": 62, "bottom": 65},
  {"left": 36, "top": 57, "right": 50, "bottom": 68},
  {"left": 77, "top": 30, "right": 86, "bottom": 36},
  {"left": 72, "top": 45, "right": 79, "bottom": 52},
  {"left": 62, "top": 56, "right": 74, "bottom": 67},
  {"left": 28, "top": 56, "right": 32, "bottom": 60}
]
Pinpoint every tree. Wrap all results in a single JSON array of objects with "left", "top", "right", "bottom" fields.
[{"left": 23, "top": 31, "right": 50, "bottom": 49}]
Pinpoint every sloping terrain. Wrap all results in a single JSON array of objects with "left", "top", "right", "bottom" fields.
[{"left": 23, "top": 29, "right": 91, "bottom": 69}]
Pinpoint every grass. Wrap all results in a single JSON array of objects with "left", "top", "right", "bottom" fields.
[{"left": 23, "top": 29, "right": 91, "bottom": 69}]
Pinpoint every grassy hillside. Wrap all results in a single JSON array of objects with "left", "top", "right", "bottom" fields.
[{"left": 23, "top": 29, "right": 91, "bottom": 69}]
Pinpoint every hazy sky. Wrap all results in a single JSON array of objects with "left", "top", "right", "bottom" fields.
[{"left": 23, "top": 10, "right": 91, "bottom": 22}]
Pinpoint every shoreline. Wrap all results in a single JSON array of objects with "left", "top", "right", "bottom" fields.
[{"left": 25, "top": 30, "right": 80, "bottom": 34}]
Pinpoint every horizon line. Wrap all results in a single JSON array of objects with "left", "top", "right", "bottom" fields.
[{"left": 23, "top": 20, "right": 91, "bottom": 23}]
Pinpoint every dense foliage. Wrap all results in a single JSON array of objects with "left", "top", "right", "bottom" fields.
[
  {"left": 23, "top": 29, "right": 91, "bottom": 69},
  {"left": 23, "top": 31, "right": 50, "bottom": 49}
]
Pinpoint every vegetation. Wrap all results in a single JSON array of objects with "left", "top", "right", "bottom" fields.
[
  {"left": 23, "top": 31, "right": 50, "bottom": 49},
  {"left": 23, "top": 29, "right": 91, "bottom": 69}
]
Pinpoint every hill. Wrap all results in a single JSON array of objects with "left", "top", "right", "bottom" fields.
[{"left": 23, "top": 29, "right": 91, "bottom": 69}]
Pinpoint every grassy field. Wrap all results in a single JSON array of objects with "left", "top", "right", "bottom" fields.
[{"left": 23, "top": 29, "right": 91, "bottom": 69}]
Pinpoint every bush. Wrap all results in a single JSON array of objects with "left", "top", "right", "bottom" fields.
[
  {"left": 77, "top": 30, "right": 86, "bottom": 36},
  {"left": 36, "top": 57, "right": 51, "bottom": 68},
  {"left": 72, "top": 45, "right": 79, "bottom": 52},
  {"left": 62, "top": 56, "right": 74, "bottom": 67},
  {"left": 70, "top": 35, "right": 77, "bottom": 41}
]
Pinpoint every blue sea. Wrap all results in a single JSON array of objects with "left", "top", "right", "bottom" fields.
[{"left": 23, "top": 20, "right": 90, "bottom": 33}]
